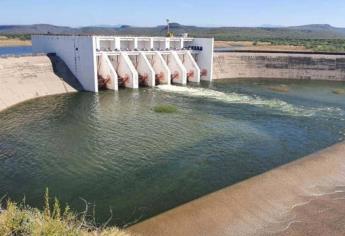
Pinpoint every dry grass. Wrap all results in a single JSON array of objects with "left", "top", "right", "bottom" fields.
[
  {"left": 0, "top": 190, "right": 130, "bottom": 236},
  {"left": 0, "top": 39, "right": 31, "bottom": 47},
  {"left": 215, "top": 41, "right": 310, "bottom": 52}
]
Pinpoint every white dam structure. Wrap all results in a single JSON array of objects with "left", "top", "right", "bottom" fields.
[{"left": 32, "top": 35, "right": 214, "bottom": 92}]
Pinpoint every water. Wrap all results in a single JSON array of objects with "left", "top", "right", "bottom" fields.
[
  {"left": 0, "top": 46, "right": 32, "bottom": 56},
  {"left": 0, "top": 79, "right": 345, "bottom": 227}
]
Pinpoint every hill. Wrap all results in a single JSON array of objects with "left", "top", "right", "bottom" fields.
[{"left": 1, "top": 23, "right": 345, "bottom": 40}]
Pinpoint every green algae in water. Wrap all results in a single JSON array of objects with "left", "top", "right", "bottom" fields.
[
  {"left": 266, "top": 84, "right": 290, "bottom": 93},
  {"left": 333, "top": 88, "right": 345, "bottom": 95},
  {"left": 153, "top": 104, "right": 177, "bottom": 113}
]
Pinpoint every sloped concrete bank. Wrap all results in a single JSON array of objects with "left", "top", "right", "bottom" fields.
[
  {"left": 213, "top": 52, "right": 345, "bottom": 81},
  {"left": 0, "top": 54, "right": 82, "bottom": 112},
  {"left": 129, "top": 142, "right": 345, "bottom": 236}
]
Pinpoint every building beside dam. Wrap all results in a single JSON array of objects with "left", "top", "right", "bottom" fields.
[{"left": 32, "top": 35, "right": 214, "bottom": 92}]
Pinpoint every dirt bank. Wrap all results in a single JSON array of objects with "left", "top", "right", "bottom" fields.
[
  {"left": 215, "top": 41, "right": 309, "bottom": 52},
  {"left": 129, "top": 142, "right": 345, "bottom": 236},
  {"left": 0, "top": 39, "right": 31, "bottom": 47},
  {"left": 0, "top": 55, "right": 82, "bottom": 112}
]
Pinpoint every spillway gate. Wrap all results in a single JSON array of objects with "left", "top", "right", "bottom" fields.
[{"left": 32, "top": 35, "right": 214, "bottom": 92}]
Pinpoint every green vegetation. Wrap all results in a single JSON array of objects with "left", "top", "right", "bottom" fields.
[
  {"left": 1, "top": 34, "right": 31, "bottom": 41},
  {"left": 333, "top": 88, "right": 345, "bottom": 95},
  {"left": 262, "top": 38, "right": 345, "bottom": 52},
  {"left": 0, "top": 189, "right": 129, "bottom": 236},
  {"left": 153, "top": 104, "right": 177, "bottom": 113}
]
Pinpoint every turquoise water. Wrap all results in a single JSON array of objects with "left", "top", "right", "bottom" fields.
[
  {"left": 0, "top": 46, "right": 32, "bottom": 56},
  {"left": 0, "top": 79, "right": 345, "bottom": 227}
]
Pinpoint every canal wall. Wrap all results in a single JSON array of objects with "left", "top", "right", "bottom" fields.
[
  {"left": 213, "top": 52, "right": 345, "bottom": 81},
  {"left": 0, "top": 55, "right": 82, "bottom": 112},
  {"left": 129, "top": 141, "right": 345, "bottom": 236}
]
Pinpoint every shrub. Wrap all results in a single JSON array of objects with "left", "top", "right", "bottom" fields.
[{"left": 0, "top": 189, "right": 129, "bottom": 236}]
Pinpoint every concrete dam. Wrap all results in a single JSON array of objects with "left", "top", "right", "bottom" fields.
[
  {"left": 2, "top": 45, "right": 345, "bottom": 111},
  {"left": 1, "top": 38, "right": 345, "bottom": 236},
  {"left": 30, "top": 35, "right": 345, "bottom": 95},
  {"left": 32, "top": 35, "right": 214, "bottom": 92}
]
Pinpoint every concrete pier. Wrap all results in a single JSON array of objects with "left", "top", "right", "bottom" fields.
[{"left": 129, "top": 142, "right": 345, "bottom": 236}]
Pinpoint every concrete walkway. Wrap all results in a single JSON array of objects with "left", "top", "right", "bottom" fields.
[
  {"left": 0, "top": 55, "right": 82, "bottom": 112},
  {"left": 129, "top": 142, "right": 345, "bottom": 236}
]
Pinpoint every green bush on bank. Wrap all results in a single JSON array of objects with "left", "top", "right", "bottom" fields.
[{"left": 0, "top": 189, "right": 129, "bottom": 236}]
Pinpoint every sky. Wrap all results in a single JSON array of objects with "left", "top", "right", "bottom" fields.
[{"left": 2, "top": 0, "right": 345, "bottom": 27}]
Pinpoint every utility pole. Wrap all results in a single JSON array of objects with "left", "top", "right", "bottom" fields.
[{"left": 166, "top": 19, "right": 170, "bottom": 34}]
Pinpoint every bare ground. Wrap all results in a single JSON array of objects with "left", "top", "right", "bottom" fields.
[
  {"left": 0, "top": 38, "right": 31, "bottom": 47},
  {"left": 215, "top": 41, "right": 311, "bottom": 52}
]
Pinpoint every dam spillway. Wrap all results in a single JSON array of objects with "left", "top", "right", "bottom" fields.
[{"left": 32, "top": 35, "right": 214, "bottom": 92}]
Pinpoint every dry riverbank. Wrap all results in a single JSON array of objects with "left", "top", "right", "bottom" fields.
[
  {"left": 0, "top": 38, "right": 31, "bottom": 47},
  {"left": 129, "top": 142, "right": 345, "bottom": 236},
  {"left": 0, "top": 55, "right": 82, "bottom": 112},
  {"left": 215, "top": 41, "right": 310, "bottom": 52}
]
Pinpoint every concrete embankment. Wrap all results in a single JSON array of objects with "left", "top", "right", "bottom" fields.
[
  {"left": 213, "top": 52, "right": 345, "bottom": 81},
  {"left": 0, "top": 55, "right": 82, "bottom": 111},
  {"left": 129, "top": 142, "right": 345, "bottom": 236}
]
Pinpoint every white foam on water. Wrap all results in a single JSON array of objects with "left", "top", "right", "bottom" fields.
[{"left": 157, "top": 85, "right": 344, "bottom": 117}]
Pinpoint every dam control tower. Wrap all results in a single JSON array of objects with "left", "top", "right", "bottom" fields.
[{"left": 32, "top": 35, "right": 214, "bottom": 92}]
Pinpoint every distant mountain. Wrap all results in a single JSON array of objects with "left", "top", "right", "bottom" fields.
[
  {"left": 259, "top": 24, "right": 286, "bottom": 28},
  {"left": 1, "top": 23, "right": 345, "bottom": 40},
  {"left": 289, "top": 24, "right": 335, "bottom": 30},
  {"left": 288, "top": 24, "right": 345, "bottom": 35},
  {"left": 90, "top": 24, "right": 124, "bottom": 28},
  {"left": 0, "top": 24, "right": 75, "bottom": 34}
]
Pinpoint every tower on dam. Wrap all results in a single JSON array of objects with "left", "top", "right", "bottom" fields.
[{"left": 32, "top": 35, "right": 214, "bottom": 92}]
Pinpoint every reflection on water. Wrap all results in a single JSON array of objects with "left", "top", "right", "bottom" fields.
[{"left": 0, "top": 79, "right": 345, "bottom": 226}]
